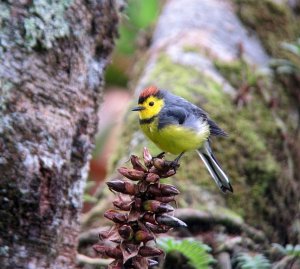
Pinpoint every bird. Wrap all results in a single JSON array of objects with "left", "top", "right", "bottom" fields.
[{"left": 132, "top": 85, "right": 233, "bottom": 193}]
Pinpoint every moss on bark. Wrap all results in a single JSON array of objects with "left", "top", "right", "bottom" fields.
[
  {"left": 0, "top": 0, "right": 72, "bottom": 52},
  {"left": 235, "top": 0, "right": 300, "bottom": 58},
  {"left": 107, "top": 0, "right": 300, "bottom": 245},
  {"left": 110, "top": 52, "right": 293, "bottom": 241}
]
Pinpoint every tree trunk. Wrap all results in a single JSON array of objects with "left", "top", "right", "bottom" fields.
[{"left": 0, "top": 0, "right": 121, "bottom": 268}]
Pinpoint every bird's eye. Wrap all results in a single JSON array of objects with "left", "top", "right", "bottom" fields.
[{"left": 149, "top": 101, "right": 154, "bottom": 106}]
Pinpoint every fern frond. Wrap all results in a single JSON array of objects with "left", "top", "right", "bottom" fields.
[
  {"left": 158, "top": 237, "right": 215, "bottom": 269},
  {"left": 233, "top": 252, "right": 271, "bottom": 269},
  {"left": 272, "top": 243, "right": 300, "bottom": 258}
]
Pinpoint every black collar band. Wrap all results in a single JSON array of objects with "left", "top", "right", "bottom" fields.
[{"left": 139, "top": 115, "right": 157, "bottom": 124}]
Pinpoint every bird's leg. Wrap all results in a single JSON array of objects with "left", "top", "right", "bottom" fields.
[
  {"left": 155, "top": 152, "right": 165, "bottom": 159},
  {"left": 170, "top": 152, "right": 185, "bottom": 170},
  {"left": 173, "top": 152, "right": 185, "bottom": 164}
]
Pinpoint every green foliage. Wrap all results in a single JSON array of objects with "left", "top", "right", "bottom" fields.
[
  {"left": 272, "top": 243, "right": 300, "bottom": 258},
  {"left": 282, "top": 38, "right": 300, "bottom": 56},
  {"left": 105, "top": 0, "right": 159, "bottom": 86},
  {"left": 235, "top": 0, "right": 300, "bottom": 57},
  {"left": 284, "top": 244, "right": 300, "bottom": 257},
  {"left": 233, "top": 253, "right": 271, "bottom": 269},
  {"left": 214, "top": 58, "right": 258, "bottom": 89},
  {"left": 105, "top": 64, "right": 129, "bottom": 87},
  {"left": 116, "top": 0, "right": 159, "bottom": 55},
  {"left": 270, "top": 38, "right": 300, "bottom": 75},
  {"left": 158, "top": 237, "right": 215, "bottom": 269},
  {"left": 82, "top": 193, "right": 97, "bottom": 204},
  {"left": 24, "top": 0, "right": 72, "bottom": 49},
  {"left": 127, "top": 0, "right": 159, "bottom": 29},
  {"left": 83, "top": 181, "right": 97, "bottom": 204}
]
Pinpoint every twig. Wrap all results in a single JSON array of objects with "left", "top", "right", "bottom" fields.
[{"left": 76, "top": 253, "right": 113, "bottom": 266}]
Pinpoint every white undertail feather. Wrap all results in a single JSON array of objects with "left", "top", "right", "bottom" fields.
[{"left": 197, "top": 141, "right": 233, "bottom": 193}]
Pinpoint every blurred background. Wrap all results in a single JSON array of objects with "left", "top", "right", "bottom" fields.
[
  {"left": 83, "top": 0, "right": 162, "bottom": 213},
  {"left": 4, "top": 0, "right": 300, "bottom": 268},
  {"left": 80, "top": 0, "right": 300, "bottom": 268}
]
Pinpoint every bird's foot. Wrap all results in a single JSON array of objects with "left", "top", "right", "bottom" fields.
[
  {"left": 169, "top": 152, "right": 185, "bottom": 171},
  {"left": 168, "top": 160, "right": 180, "bottom": 171},
  {"left": 151, "top": 152, "right": 183, "bottom": 173}
]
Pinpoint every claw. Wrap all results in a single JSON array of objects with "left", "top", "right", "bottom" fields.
[
  {"left": 170, "top": 152, "right": 185, "bottom": 170},
  {"left": 168, "top": 160, "right": 180, "bottom": 171}
]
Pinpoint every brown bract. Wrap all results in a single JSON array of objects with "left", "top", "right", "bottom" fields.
[{"left": 93, "top": 148, "right": 186, "bottom": 269}]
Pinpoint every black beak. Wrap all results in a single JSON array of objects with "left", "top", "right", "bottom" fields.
[{"left": 132, "top": 106, "right": 145, "bottom": 111}]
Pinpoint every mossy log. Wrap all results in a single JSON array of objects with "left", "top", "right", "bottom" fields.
[{"left": 85, "top": 0, "right": 300, "bottom": 254}]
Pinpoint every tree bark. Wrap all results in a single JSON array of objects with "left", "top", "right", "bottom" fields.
[{"left": 0, "top": 0, "right": 121, "bottom": 268}]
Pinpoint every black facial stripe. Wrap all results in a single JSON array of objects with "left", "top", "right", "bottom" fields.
[
  {"left": 138, "top": 96, "right": 147, "bottom": 104},
  {"left": 139, "top": 116, "right": 157, "bottom": 124}
]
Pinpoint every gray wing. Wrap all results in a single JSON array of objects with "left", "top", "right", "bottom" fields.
[
  {"left": 162, "top": 90, "right": 227, "bottom": 136},
  {"left": 158, "top": 105, "right": 209, "bottom": 134},
  {"left": 207, "top": 118, "right": 227, "bottom": 137},
  {"left": 193, "top": 107, "right": 227, "bottom": 137},
  {"left": 158, "top": 106, "right": 187, "bottom": 129}
]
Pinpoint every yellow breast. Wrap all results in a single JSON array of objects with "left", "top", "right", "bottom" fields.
[{"left": 140, "top": 120, "right": 210, "bottom": 155}]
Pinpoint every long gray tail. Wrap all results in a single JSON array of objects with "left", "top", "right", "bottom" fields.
[{"left": 197, "top": 141, "right": 233, "bottom": 193}]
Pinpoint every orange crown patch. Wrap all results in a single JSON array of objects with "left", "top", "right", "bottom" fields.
[
  {"left": 138, "top": 86, "right": 160, "bottom": 104},
  {"left": 140, "top": 86, "right": 159, "bottom": 98}
]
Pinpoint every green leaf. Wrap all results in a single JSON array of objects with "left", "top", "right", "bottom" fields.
[
  {"left": 233, "top": 253, "right": 271, "bottom": 269},
  {"left": 158, "top": 237, "right": 215, "bottom": 269},
  {"left": 115, "top": 25, "right": 136, "bottom": 55},
  {"left": 281, "top": 42, "right": 300, "bottom": 56},
  {"left": 272, "top": 243, "right": 300, "bottom": 258},
  {"left": 127, "top": 0, "right": 159, "bottom": 28},
  {"left": 83, "top": 194, "right": 98, "bottom": 203},
  {"left": 115, "top": 0, "right": 159, "bottom": 55}
]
